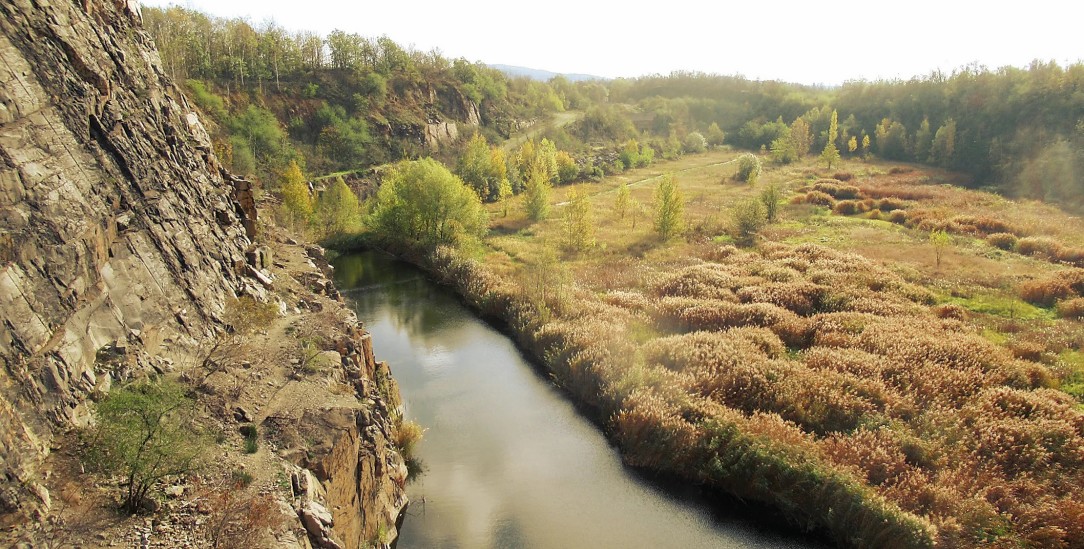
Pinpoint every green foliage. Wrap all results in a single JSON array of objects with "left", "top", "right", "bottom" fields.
[
  {"left": 770, "top": 133, "right": 797, "bottom": 164},
  {"left": 730, "top": 199, "right": 766, "bottom": 246},
  {"left": 759, "top": 183, "right": 783, "bottom": 223},
  {"left": 523, "top": 167, "right": 552, "bottom": 222},
  {"left": 683, "top": 131, "right": 707, "bottom": 154},
  {"left": 821, "top": 110, "right": 841, "bottom": 169},
  {"left": 316, "top": 177, "right": 362, "bottom": 238},
  {"left": 562, "top": 186, "right": 594, "bottom": 253},
  {"left": 654, "top": 174, "right": 685, "bottom": 240},
  {"left": 184, "top": 79, "right": 226, "bottom": 119},
  {"left": 620, "top": 139, "right": 654, "bottom": 169},
  {"left": 227, "top": 105, "right": 285, "bottom": 174},
  {"left": 734, "top": 153, "right": 761, "bottom": 184},
  {"left": 369, "top": 158, "right": 487, "bottom": 246},
  {"left": 279, "top": 161, "right": 312, "bottom": 229},
  {"left": 614, "top": 182, "right": 631, "bottom": 220},
  {"left": 789, "top": 117, "right": 812, "bottom": 159},
  {"left": 930, "top": 229, "right": 951, "bottom": 269},
  {"left": 312, "top": 103, "right": 371, "bottom": 171},
  {"left": 497, "top": 178, "right": 513, "bottom": 217},
  {"left": 86, "top": 380, "right": 205, "bottom": 513},
  {"left": 555, "top": 150, "right": 579, "bottom": 183},
  {"left": 706, "top": 122, "right": 726, "bottom": 148},
  {"left": 821, "top": 142, "right": 841, "bottom": 170},
  {"left": 457, "top": 133, "right": 504, "bottom": 201}
]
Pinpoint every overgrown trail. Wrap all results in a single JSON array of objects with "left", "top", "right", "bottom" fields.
[{"left": 503, "top": 110, "right": 583, "bottom": 150}]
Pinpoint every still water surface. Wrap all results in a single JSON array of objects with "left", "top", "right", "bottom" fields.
[{"left": 334, "top": 251, "right": 824, "bottom": 549}]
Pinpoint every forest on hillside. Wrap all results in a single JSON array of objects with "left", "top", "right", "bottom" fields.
[{"left": 145, "top": 6, "right": 1083, "bottom": 210}]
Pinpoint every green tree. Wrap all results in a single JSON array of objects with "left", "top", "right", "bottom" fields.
[
  {"left": 562, "top": 186, "right": 594, "bottom": 253},
  {"left": 278, "top": 160, "right": 311, "bottom": 229},
  {"left": 848, "top": 135, "right": 858, "bottom": 154},
  {"left": 789, "top": 117, "right": 812, "bottom": 159},
  {"left": 86, "top": 380, "right": 205, "bottom": 513},
  {"left": 770, "top": 132, "right": 797, "bottom": 164},
  {"left": 731, "top": 199, "right": 766, "bottom": 247},
  {"left": 369, "top": 158, "right": 487, "bottom": 245},
  {"left": 930, "top": 229, "right": 951, "bottom": 269},
  {"left": 821, "top": 110, "right": 841, "bottom": 169},
  {"left": 457, "top": 133, "right": 495, "bottom": 200},
  {"left": 614, "top": 182, "right": 631, "bottom": 220},
  {"left": 734, "top": 153, "right": 761, "bottom": 184},
  {"left": 316, "top": 177, "right": 361, "bottom": 237},
  {"left": 759, "top": 183, "right": 783, "bottom": 223},
  {"left": 497, "top": 178, "right": 513, "bottom": 217},
  {"left": 522, "top": 167, "right": 551, "bottom": 222},
  {"left": 555, "top": 150, "right": 579, "bottom": 183},
  {"left": 683, "top": 131, "right": 707, "bottom": 154},
  {"left": 706, "top": 122, "right": 726, "bottom": 148},
  {"left": 620, "top": 139, "right": 642, "bottom": 170},
  {"left": 914, "top": 117, "right": 933, "bottom": 162},
  {"left": 930, "top": 119, "right": 956, "bottom": 166},
  {"left": 654, "top": 174, "right": 684, "bottom": 240}
]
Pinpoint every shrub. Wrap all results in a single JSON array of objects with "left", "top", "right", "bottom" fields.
[
  {"left": 1019, "top": 270, "right": 1084, "bottom": 306},
  {"left": 887, "top": 210, "right": 908, "bottom": 224},
  {"left": 84, "top": 380, "right": 205, "bottom": 513},
  {"left": 734, "top": 153, "right": 761, "bottom": 184},
  {"left": 683, "top": 131, "right": 707, "bottom": 154},
  {"left": 393, "top": 419, "right": 424, "bottom": 459},
  {"left": 931, "top": 303, "right": 969, "bottom": 320},
  {"left": 832, "top": 200, "right": 863, "bottom": 215},
  {"left": 986, "top": 232, "right": 1018, "bottom": 250},
  {"left": 804, "top": 191, "right": 835, "bottom": 207},
  {"left": 1054, "top": 246, "right": 1084, "bottom": 266},
  {"left": 730, "top": 199, "right": 766, "bottom": 246},
  {"left": 831, "top": 172, "right": 855, "bottom": 181},
  {"left": 812, "top": 179, "right": 861, "bottom": 199},
  {"left": 1016, "top": 237, "right": 1062, "bottom": 258},
  {"left": 875, "top": 197, "right": 908, "bottom": 211},
  {"left": 1057, "top": 297, "right": 1084, "bottom": 319}
]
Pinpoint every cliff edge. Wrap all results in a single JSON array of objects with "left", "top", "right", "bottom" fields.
[{"left": 0, "top": 1, "right": 405, "bottom": 546}]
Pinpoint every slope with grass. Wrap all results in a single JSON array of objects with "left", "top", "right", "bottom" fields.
[{"left": 376, "top": 151, "right": 1084, "bottom": 548}]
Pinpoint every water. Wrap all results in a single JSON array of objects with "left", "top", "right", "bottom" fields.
[{"left": 334, "top": 250, "right": 824, "bottom": 549}]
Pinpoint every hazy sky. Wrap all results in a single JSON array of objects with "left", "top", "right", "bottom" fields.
[{"left": 140, "top": 0, "right": 1081, "bottom": 85}]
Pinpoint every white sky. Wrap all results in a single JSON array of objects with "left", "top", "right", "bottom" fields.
[{"left": 140, "top": 0, "right": 1082, "bottom": 85}]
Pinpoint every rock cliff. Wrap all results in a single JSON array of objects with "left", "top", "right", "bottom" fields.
[{"left": 0, "top": 1, "right": 405, "bottom": 546}]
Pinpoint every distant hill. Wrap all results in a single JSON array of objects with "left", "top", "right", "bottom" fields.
[{"left": 489, "top": 64, "right": 606, "bottom": 82}]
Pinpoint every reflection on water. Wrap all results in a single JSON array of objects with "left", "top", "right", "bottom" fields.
[{"left": 335, "top": 250, "right": 824, "bottom": 549}]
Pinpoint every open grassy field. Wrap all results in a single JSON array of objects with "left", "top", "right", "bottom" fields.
[{"left": 417, "top": 149, "right": 1084, "bottom": 548}]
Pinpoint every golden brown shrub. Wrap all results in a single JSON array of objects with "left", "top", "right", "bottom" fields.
[
  {"left": 887, "top": 209, "right": 908, "bottom": 224},
  {"left": 986, "top": 232, "right": 1018, "bottom": 250},
  {"left": 1057, "top": 297, "right": 1084, "bottom": 319},
  {"left": 804, "top": 190, "right": 835, "bottom": 207},
  {"left": 1016, "top": 236, "right": 1063, "bottom": 258}
]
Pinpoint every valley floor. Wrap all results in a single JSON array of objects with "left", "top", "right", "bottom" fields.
[{"left": 398, "top": 149, "right": 1084, "bottom": 548}]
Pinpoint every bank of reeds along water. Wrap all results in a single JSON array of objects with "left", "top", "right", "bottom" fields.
[{"left": 372, "top": 237, "right": 1083, "bottom": 549}]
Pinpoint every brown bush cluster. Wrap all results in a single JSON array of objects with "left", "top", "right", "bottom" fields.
[{"left": 422, "top": 237, "right": 1082, "bottom": 548}]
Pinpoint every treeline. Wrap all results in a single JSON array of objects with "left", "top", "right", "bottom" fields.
[
  {"left": 608, "top": 66, "right": 1084, "bottom": 206},
  {"left": 142, "top": 6, "right": 579, "bottom": 180}
]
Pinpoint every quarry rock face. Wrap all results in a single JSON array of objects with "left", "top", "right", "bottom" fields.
[{"left": 0, "top": 1, "right": 405, "bottom": 545}]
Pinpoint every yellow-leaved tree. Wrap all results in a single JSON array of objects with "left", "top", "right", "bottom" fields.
[{"left": 279, "top": 160, "right": 312, "bottom": 230}]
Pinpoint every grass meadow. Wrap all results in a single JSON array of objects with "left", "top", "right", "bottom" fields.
[{"left": 411, "top": 150, "right": 1084, "bottom": 548}]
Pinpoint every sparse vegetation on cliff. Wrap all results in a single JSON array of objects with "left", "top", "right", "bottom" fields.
[{"left": 84, "top": 380, "right": 206, "bottom": 514}]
